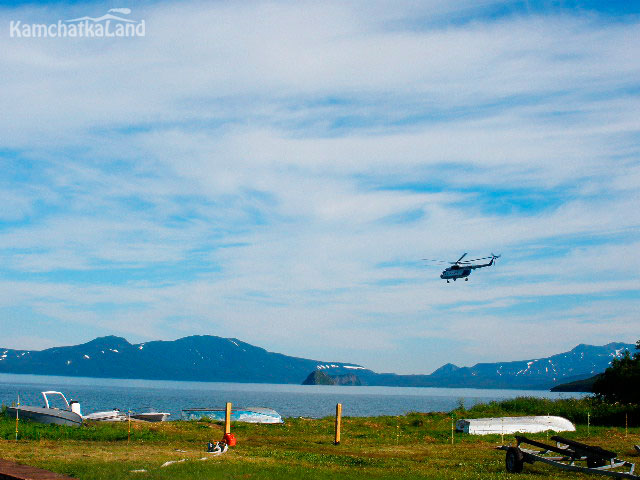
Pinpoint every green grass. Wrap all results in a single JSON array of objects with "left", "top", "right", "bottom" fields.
[
  {"left": 1, "top": 399, "right": 639, "bottom": 480},
  {"left": 452, "top": 396, "right": 639, "bottom": 427},
  {"left": 0, "top": 418, "right": 169, "bottom": 441}
]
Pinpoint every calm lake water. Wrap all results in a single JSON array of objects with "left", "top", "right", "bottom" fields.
[{"left": 0, "top": 373, "right": 583, "bottom": 419}]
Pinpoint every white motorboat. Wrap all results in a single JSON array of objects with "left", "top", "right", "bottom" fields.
[
  {"left": 456, "top": 416, "right": 575, "bottom": 435},
  {"left": 130, "top": 407, "right": 170, "bottom": 422},
  {"left": 83, "top": 409, "right": 127, "bottom": 422},
  {"left": 6, "top": 391, "right": 83, "bottom": 427}
]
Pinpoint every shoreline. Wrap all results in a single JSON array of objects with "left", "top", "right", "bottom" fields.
[{"left": 1, "top": 409, "right": 638, "bottom": 480}]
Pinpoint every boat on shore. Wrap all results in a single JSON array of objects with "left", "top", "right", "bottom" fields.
[
  {"left": 83, "top": 409, "right": 127, "bottom": 422},
  {"left": 131, "top": 408, "right": 170, "bottom": 422},
  {"left": 456, "top": 416, "right": 575, "bottom": 435},
  {"left": 6, "top": 391, "right": 83, "bottom": 427},
  {"left": 182, "top": 406, "right": 283, "bottom": 424}
]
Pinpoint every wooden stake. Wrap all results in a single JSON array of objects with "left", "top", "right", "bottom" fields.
[
  {"left": 15, "top": 395, "right": 19, "bottom": 441},
  {"left": 452, "top": 418, "right": 455, "bottom": 445},
  {"left": 625, "top": 413, "right": 628, "bottom": 437},
  {"left": 225, "top": 402, "right": 232, "bottom": 435},
  {"left": 587, "top": 412, "right": 590, "bottom": 436},
  {"left": 334, "top": 403, "right": 342, "bottom": 445},
  {"left": 546, "top": 413, "right": 549, "bottom": 440}
]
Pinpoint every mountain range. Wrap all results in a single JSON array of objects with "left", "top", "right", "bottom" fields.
[{"left": 0, "top": 335, "right": 633, "bottom": 390}]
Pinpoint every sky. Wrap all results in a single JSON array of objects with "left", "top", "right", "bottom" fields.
[{"left": 0, "top": 0, "right": 638, "bottom": 374}]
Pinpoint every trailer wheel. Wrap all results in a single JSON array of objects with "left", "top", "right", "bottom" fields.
[{"left": 505, "top": 447, "right": 524, "bottom": 473}]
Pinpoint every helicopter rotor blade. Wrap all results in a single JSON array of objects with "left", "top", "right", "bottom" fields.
[
  {"left": 455, "top": 253, "right": 468, "bottom": 264},
  {"left": 459, "top": 256, "right": 493, "bottom": 263},
  {"left": 423, "top": 252, "right": 500, "bottom": 266},
  {"left": 422, "top": 259, "right": 449, "bottom": 265}
]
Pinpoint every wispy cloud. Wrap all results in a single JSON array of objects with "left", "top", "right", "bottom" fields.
[{"left": 0, "top": 0, "right": 638, "bottom": 372}]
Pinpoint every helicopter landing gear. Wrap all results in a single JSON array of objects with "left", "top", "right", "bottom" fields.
[
  {"left": 465, "top": 278, "right": 468, "bottom": 281},
  {"left": 446, "top": 280, "right": 450, "bottom": 283}
]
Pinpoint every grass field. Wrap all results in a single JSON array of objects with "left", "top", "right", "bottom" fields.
[{"left": 1, "top": 402, "right": 638, "bottom": 479}]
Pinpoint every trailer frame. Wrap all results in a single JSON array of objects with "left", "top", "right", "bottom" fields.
[{"left": 497, "top": 435, "right": 638, "bottom": 479}]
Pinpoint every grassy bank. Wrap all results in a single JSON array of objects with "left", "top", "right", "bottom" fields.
[
  {"left": 452, "top": 396, "right": 640, "bottom": 427},
  {"left": 0, "top": 400, "right": 638, "bottom": 479}
]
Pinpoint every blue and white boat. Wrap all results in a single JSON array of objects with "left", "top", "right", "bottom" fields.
[{"left": 182, "top": 406, "right": 283, "bottom": 424}]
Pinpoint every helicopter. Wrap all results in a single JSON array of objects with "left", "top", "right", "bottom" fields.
[{"left": 423, "top": 253, "right": 501, "bottom": 283}]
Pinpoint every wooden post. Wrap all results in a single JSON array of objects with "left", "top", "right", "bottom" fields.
[
  {"left": 587, "top": 412, "right": 590, "bottom": 436},
  {"left": 625, "top": 413, "right": 628, "bottom": 437},
  {"left": 225, "top": 402, "right": 232, "bottom": 435},
  {"left": 128, "top": 411, "right": 131, "bottom": 444},
  {"left": 15, "top": 395, "right": 19, "bottom": 441},
  {"left": 334, "top": 403, "right": 342, "bottom": 445},
  {"left": 546, "top": 413, "right": 549, "bottom": 440},
  {"left": 450, "top": 417, "right": 454, "bottom": 445}
]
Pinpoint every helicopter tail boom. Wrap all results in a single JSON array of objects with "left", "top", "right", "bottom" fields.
[{"left": 468, "top": 253, "right": 501, "bottom": 269}]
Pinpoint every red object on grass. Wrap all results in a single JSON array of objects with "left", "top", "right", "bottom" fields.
[{"left": 223, "top": 432, "right": 237, "bottom": 446}]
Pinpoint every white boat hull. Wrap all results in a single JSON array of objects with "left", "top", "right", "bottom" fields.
[
  {"left": 83, "top": 410, "right": 127, "bottom": 422},
  {"left": 131, "top": 412, "right": 170, "bottom": 422},
  {"left": 6, "top": 405, "right": 83, "bottom": 427},
  {"left": 456, "top": 416, "right": 575, "bottom": 435}
]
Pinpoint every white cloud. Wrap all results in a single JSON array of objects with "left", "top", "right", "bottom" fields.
[{"left": 0, "top": 1, "right": 638, "bottom": 373}]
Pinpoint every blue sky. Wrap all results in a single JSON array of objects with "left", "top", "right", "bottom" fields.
[{"left": 0, "top": 0, "right": 638, "bottom": 374}]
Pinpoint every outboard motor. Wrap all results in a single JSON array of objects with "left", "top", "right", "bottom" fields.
[{"left": 69, "top": 400, "right": 82, "bottom": 416}]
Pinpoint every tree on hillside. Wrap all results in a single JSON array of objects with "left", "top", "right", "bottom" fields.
[{"left": 592, "top": 340, "right": 640, "bottom": 404}]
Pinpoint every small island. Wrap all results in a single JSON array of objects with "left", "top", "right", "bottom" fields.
[{"left": 302, "top": 370, "right": 363, "bottom": 386}]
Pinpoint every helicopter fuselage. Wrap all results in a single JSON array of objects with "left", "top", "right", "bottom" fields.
[
  {"left": 425, "top": 253, "right": 500, "bottom": 283},
  {"left": 440, "top": 265, "right": 471, "bottom": 280},
  {"left": 440, "top": 257, "right": 496, "bottom": 282}
]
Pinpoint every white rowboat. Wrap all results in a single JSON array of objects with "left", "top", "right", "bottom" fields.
[{"left": 456, "top": 416, "right": 575, "bottom": 435}]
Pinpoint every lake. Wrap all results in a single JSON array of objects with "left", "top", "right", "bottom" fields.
[{"left": 0, "top": 373, "right": 583, "bottom": 419}]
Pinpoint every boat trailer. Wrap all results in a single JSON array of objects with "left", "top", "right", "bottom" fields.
[{"left": 498, "top": 435, "right": 639, "bottom": 479}]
